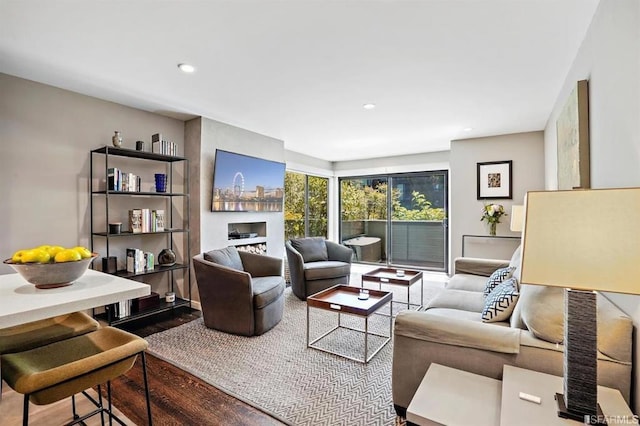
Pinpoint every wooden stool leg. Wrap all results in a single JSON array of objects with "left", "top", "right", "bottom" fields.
[{"left": 142, "top": 352, "right": 153, "bottom": 426}]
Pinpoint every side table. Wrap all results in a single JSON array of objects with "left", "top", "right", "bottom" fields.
[
  {"left": 406, "top": 363, "right": 501, "bottom": 426},
  {"left": 306, "top": 285, "right": 392, "bottom": 363},
  {"left": 406, "top": 363, "right": 636, "bottom": 426},
  {"left": 501, "top": 365, "right": 636, "bottom": 426}
]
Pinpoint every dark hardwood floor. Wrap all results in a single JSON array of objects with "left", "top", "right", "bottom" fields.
[{"left": 107, "top": 308, "right": 285, "bottom": 426}]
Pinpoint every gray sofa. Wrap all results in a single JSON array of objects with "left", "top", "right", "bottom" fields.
[{"left": 392, "top": 246, "right": 633, "bottom": 417}]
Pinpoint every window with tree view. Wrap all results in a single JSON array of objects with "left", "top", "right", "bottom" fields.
[{"left": 284, "top": 171, "right": 328, "bottom": 240}]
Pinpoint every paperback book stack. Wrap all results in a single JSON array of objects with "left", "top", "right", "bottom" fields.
[
  {"left": 108, "top": 167, "right": 141, "bottom": 192},
  {"left": 126, "top": 248, "right": 155, "bottom": 273},
  {"left": 151, "top": 133, "right": 178, "bottom": 156},
  {"left": 129, "top": 209, "right": 165, "bottom": 233}
]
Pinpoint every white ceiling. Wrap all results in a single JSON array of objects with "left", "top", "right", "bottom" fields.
[{"left": 0, "top": 0, "right": 599, "bottom": 162}]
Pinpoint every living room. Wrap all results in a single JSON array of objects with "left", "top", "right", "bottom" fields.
[{"left": 1, "top": 0, "right": 639, "bottom": 424}]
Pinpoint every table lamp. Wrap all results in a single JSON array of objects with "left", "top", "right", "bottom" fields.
[
  {"left": 519, "top": 188, "right": 640, "bottom": 424},
  {"left": 510, "top": 205, "right": 524, "bottom": 232}
]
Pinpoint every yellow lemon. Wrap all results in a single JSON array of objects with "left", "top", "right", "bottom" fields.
[
  {"left": 21, "top": 249, "right": 51, "bottom": 263},
  {"left": 46, "top": 246, "right": 65, "bottom": 258},
  {"left": 72, "top": 246, "right": 92, "bottom": 259},
  {"left": 54, "top": 249, "right": 82, "bottom": 263},
  {"left": 11, "top": 249, "right": 29, "bottom": 263}
]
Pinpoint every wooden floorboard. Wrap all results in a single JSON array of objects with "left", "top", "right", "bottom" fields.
[{"left": 108, "top": 308, "right": 286, "bottom": 425}]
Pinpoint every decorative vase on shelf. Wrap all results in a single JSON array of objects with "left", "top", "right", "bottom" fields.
[
  {"left": 489, "top": 222, "right": 497, "bottom": 236},
  {"left": 112, "top": 131, "right": 123, "bottom": 147},
  {"left": 158, "top": 248, "right": 176, "bottom": 267}
]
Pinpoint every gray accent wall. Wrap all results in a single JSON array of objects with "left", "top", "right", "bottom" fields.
[
  {"left": 185, "top": 117, "right": 286, "bottom": 305},
  {"left": 449, "top": 132, "right": 545, "bottom": 266},
  {"left": 542, "top": 0, "right": 640, "bottom": 411},
  {"left": 0, "top": 73, "right": 184, "bottom": 276}
]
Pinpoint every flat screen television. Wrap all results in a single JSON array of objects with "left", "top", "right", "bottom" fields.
[{"left": 211, "top": 149, "right": 286, "bottom": 212}]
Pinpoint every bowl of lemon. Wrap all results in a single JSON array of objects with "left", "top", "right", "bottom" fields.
[{"left": 4, "top": 245, "right": 98, "bottom": 289}]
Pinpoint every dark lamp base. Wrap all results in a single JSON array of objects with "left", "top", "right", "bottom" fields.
[{"left": 555, "top": 393, "right": 607, "bottom": 425}]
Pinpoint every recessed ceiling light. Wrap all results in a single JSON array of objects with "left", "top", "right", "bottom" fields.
[
  {"left": 363, "top": 103, "right": 376, "bottom": 110},
  {"left": 463, "top": 127, "right": 473, "bottom": 132},
  {"left": 178, "top": 63, "right": 196, "bottom": 73}
]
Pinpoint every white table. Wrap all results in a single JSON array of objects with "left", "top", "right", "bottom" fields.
[
  {"left": 406, "top": 363, "right": 635, "bottom": 426},
  {"left": 501, "top": 365, "right": 636, "bottom": 426},
  {"left": 406, "top": 363, "right": 502, "bottom": 426},
  {"left": 0, "top": 269, "right": 150, "bottom": 329}
]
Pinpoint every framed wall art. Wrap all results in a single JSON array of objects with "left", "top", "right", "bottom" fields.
[
  {"left": 477, "top": 160, "right": 512, "bottom": 200},
  {"left": 556, "top": 79, "right": 590, "bottom": 190}
]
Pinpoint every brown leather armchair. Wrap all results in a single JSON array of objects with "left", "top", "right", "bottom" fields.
[
  {"left": 193, "top": 246, "right": 285, "bottom": 336},
  {"left": 285, "top": 237, "right": 353, "bottom": 300}
]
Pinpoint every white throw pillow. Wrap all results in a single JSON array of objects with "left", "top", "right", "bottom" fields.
[
  {"left": 482, "top": 278, "right": 519, "bottom": 323},
  {"left": 483, "top": 266, "right": 516, "bottom": 298}
]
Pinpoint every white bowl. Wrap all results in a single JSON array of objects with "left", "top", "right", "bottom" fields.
[{"left": 3, "top": 254, "right": 98, "bottom": 289}]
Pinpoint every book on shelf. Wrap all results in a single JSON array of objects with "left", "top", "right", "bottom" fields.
[
  {"left": 107, "top": 168, "right": 140, "bottom": 192},
  {"left": 151, "top": 133, "right": 178, "bottom": 156},
  {"left": 117, "top": 300, "right": 131, "bottom": 319},
  {"left": 126, "top": 247, "right": 154, "bottom": 274},
  {"left": 154, "top": 209, "right": 165, "bottom": 232},
  {"left": 129, "top": 209, "right": 142, "bottom": 233}
]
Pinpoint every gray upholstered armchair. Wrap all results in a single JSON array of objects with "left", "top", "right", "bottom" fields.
[
  {"left": 192, "top": 246, "right": 285, "bottom": 336},
  {"left": 285, "top": 237, "right": 353, "bottom": 300}
]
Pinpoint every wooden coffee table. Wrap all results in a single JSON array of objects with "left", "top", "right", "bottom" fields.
[
  {"left": 306, "top": 285, "right": 392, "bottom": 363},
  {"left": 361, "top": 267, "right": 424, "bottom": 311}
]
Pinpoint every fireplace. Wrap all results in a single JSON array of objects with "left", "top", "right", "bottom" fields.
[{"left": 235, "top": 243, "right": 267, "bottom": 255}]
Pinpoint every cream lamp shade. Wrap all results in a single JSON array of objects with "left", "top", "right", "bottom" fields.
[
  {"left": 520, "top": 187, "right": 640, "bottom": 422},
  {"left": 509, "top": 205, "right": 524, "bottom": 232},
  {"left": 520, "top": 187, "right": 640, "bottom": 294}
]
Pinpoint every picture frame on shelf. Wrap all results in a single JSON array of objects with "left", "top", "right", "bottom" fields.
[{"left": 477, "top": 160, "right": 512, "bottom": 200}]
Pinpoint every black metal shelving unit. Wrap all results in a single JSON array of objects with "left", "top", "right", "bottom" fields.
[{"left": 90, "top": 145, "right": 191, "bottom": 325}]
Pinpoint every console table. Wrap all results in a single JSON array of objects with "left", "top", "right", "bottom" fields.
[
  {"left": 462, "top": 234, "right": 520, "bottom": 259},
  {"left": 407, "top": 364, "right": 634, "bottom": 426}
]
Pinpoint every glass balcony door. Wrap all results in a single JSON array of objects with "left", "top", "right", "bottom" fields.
[{"left": 339, "top": 171, "right": 448, "bottom": 272}]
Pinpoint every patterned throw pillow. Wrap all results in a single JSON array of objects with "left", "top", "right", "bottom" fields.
[
  {"left": 483, "top": 266, "right": 516, "bottom": 298},
  {"left": 482, "top": 278, "right": 519, "bottom": 323}
]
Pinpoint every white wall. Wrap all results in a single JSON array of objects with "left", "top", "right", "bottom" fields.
[
  {"left": 449, "top": 132, "right": 546, "bottom": 267},
  {"left": 0, "top": 73, "right": 184, "bottom": 275},
  {"left": 542, "top": 0, "right": 640, "bottom": 411}
]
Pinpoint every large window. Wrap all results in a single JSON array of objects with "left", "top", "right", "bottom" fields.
[
  {"left": 339, "top": 171, "right": 448, "bottom": 271},
  {"left": 284, "top": 171, "right": 328, "bottom": 240}
]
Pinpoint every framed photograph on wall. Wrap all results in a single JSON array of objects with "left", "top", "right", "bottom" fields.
[{"left": 477, "top": 160, "right": 512, "bottom": 200}]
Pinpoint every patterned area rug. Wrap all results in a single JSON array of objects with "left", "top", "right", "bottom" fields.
[{"left": 145, "top": 274, "right": 445, "bottom": 426}]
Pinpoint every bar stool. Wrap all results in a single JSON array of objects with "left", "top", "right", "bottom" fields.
[
  {"left": 0, "top": 312, "right": 99, "bottom": 398},
  {"left": 1, "top": 326, "right": 152, "bottom": 426},
  {"left": 0, "top": 312, "right": 99, "bottom": 355}
]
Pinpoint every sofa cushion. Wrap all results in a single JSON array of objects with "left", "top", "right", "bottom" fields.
[
  {"left": 252, "top": 276, "right": 285, "bottom": 309},
  {"left": 482, "top": 278, "right": 519, "bottom": 323},
  {"left": 290, "top": 237, "right": 328, "bottom": 263},
  {"left": 303, "top": 261, "right": 350, "bottom": 281},
  {"left": 446, "top": 274, "right": 487, "bottom": 292},
  {"left": 427, "top": 289, "right": 486, "bottom": 313},
  {"left": 483, "top": 266, "right": 516, "bottom": 298},
  {"left": 204, "top": 246, "right": 244, "bottom": 271},
  {"left": 394, "top": 311, "right": 520, "bottom": 353},
  {"left": 518, "top": 284, "right": 564, "bottom": 344},
  {"left": 597, "top": 295, "right": 633, "bottom": 363}
]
